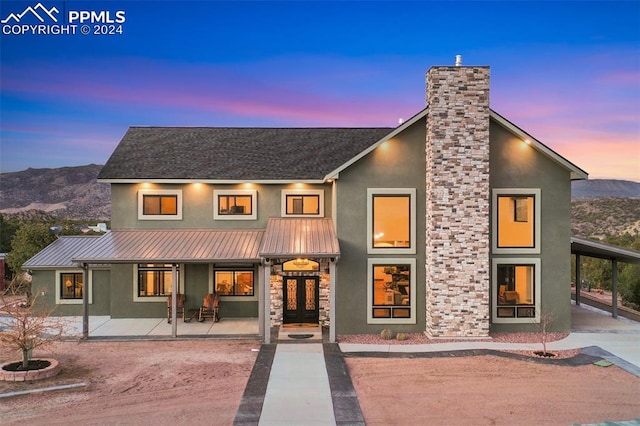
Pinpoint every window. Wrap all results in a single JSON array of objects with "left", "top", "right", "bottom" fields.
[
  {"left": 367, "top": 258, "right": 416, "bottom": 324},
  {"left": 493, "top": 189, "right": 540, "bottom": 254},
  {"left": 214, "top": 189, "right": 257, "bottom": 220},
  {"left": 55, "top": 270, "right": 92, "bottom": 305},
  {"left": 135, "top": 264, "right": 181, "bottom": 301},
  {"left": 215, "top": 270, "right": 254, "bottom": 296},
  {"left": 281, "top": 189, "right": 324, "bottom": 217},
  {"left": 493, "top": 258, "right": 541, "bottom": 323},
  {"left": 367, "top": 188, "right": 416, "bottom": 254},
  {"left": 138, "top": 189, "right": 183, "bottom": 220},
  {"left": 60, "top": 272, "right": 83, "bottom": 300}
]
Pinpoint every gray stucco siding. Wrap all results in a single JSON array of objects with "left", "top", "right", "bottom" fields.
[
  {"left": 110, "top": 182, "right": 333, "bottom": 230},
  {"left": 335, "top": 119, "right": 427, "bottom": 335},
  {"left": 489, "top": 120, "right": 572, "bottom": 332}
]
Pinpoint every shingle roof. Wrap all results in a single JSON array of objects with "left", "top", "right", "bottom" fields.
[{"left": 98, "top": 127, "right": 393, "bottom": 181}]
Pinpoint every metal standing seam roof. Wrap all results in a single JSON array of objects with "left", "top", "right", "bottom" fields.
[
  {"left": 259, "top": 218, "right": 340, "bottom": 258},
  {"left": 23, "top": 236, "right": 104, "bottom": 269},
  {"left": 571, "top": 236, "right": 640, "bottom": 264},
  {"left": 71, "top": 229, "right": 265, "bottom": 264}
]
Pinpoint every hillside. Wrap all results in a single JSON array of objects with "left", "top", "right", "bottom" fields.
[
  {"left": 0, "top": 164, "right": 110, "bottom": 220},
  {"left": 571, "top": 179, "right": 640, "bottom": 199}
]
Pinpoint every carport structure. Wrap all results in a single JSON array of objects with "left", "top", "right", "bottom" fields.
[{"left": 572, "top": 236, "right": 640, "bottom": 318}]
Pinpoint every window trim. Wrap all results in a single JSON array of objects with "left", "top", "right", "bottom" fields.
[
  {"left": 133, "top": 263, "right": 185, "bottom": 302},
  {"left": 213, "top": 189, "right": 257, "bottom": 220},
  {"left": 367, "top": 258, "right": 416, "bottom": 324},
  {"left": 367, "top": 188, "right": 416, "bottom": 255},
  {"left": 492, "top": 258, "right": 541, "bottom": 323},
  {"left": 138, "top": 189, "right": 183, "bottom": 220},
  {"left": 281, "top": 189, "right": 324, "bottom": 217},
  {"left": 492, "top": 188, "right": 540, "bottom": 254},
  {"left": 55, "top": 269, "right": 92, "bottom": 305},
  {"left": 208, "top": 265, "right": 258, "bottom": 301}
]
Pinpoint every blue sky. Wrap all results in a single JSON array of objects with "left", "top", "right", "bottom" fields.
[{"left": 1, "top": 0, "right": 639, "bottom": 180}]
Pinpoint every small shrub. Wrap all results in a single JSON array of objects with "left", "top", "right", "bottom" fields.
[
  {"left": 380, "top": 329, "right": 394, "bottom": 340},
  {"left": 396, "top": 332, "right": 408, "bottom": 341}
]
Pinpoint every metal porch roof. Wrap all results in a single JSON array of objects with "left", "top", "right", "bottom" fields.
[
  {"left": 571, "top": 236, "right": 640, "bottom": 264},
  {"left": 23, "top": 236, "right": 103, "bottom": 269},
  {"left": 259, "top": 218, "right": 340, "bottom": 259},
  {"left": 72, "top": 229, "right": 264, "bottom": 264}
]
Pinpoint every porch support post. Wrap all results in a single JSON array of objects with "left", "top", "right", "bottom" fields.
[
  {"left": 574, "top": 254, "right": 581, "bottom": 306},
  {"left": 263, "top": 259, "right": 272, "bottom": 344},
  {"left": 171, "top": 264, "right": 177, "bottom": 337},
  {"left": 611, "top": 258, "right": 618, "bottom": 319},
  {"left": 82, "top": 263, "right": 89, "bottom": 339},
  {"left": 258, "top": 262, "right": 265, "bottom": 341},
  {"left": 329, "top": 259, "right": 337, "bottom": 343}
]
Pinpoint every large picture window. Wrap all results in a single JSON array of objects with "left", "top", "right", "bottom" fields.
[
  {"left": 214, "top": 189, "right": 257, "bottom": 220},
  {"left": 136, "top": 264, "right": 180, "bottom": 298},
  {"left": 493, "top": 258, "right": 541, "bottom": 323},
  {"left": 215, "top": 270, "right": 254, "bottom": 296},
  {"left": 138, "top": 189, "right": 183, "bottom": 220},
  {"left": 367, "top": 188, "right": 416, "bottom": 254},
  {"left": 493, "top": 189, "right": 540, "bottom": 254},
  {"left": 281, "top": 189, "right": 324, "bottom": 217},
  {"left": 367, "top": 258, "right": 416, "bottom": 324}
]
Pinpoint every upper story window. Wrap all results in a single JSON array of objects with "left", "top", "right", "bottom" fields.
[
  {"left": 493, "top": 189, "right": 540, "bottom": 254},
  {"left": 138, "top": 189, "right": 183, "bottom": 220},
  {"left": 367, "top": 188, "right": 416, "bottom": 254},
  {"left": 214, "top": 189, "right": 257, "bottom": 220},
  {"left": 281, "top": 189, "right": 324, "bottom": 217}
]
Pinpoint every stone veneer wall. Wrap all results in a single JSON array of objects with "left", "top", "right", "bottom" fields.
[{"left": 425, "top": 66, "right": 491, "bottom": 337}]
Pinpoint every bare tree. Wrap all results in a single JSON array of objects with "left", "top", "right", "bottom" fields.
[
  {"left": 535, "top": 310, "right": 557, "bottom": 357},
  {"left": 0, "top": 273, "right": 67, "bottom": 370}
]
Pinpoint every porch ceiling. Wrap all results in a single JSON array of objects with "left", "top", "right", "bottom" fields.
[
  {"left": 72, "top": 229, "right": 264, "bottom": 264},
  {"left": 259, "top": 218, "right": 340, "bottom": 259}
]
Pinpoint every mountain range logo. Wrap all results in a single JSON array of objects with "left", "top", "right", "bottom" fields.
[{"left": 1, "top": 2, "right": 59, "bottom": 24}]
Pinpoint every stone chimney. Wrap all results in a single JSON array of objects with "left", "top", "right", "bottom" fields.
[{"left": 425, "top": 63, "right": 491, "bottom": 337}]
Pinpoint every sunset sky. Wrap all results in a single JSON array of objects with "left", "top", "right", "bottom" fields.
[{"left": 1, "top": 1, "right": 638, "bottom": 181}]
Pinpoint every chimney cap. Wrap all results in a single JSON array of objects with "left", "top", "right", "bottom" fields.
[{"left": 455, "top": 55, "right": 462, "bottom": 66}]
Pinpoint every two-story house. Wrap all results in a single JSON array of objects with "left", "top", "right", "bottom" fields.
[{"left": 23, "top": 62, "right": 588, "bottom": 342}]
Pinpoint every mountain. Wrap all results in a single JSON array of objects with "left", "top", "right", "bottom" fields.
[
  {"left": 571, "top": 179, "right": 640, "bottom": 199},
  {"left": 0, "top": 164, "right": 110, "bottom": 220}
]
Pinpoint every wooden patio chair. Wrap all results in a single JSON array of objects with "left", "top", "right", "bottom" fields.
[
  {"left": 198, "top": 293, "right": 220, "bottom": 322},
  {"left": 167, "top": 293, "right": 186, "bottom": 323}
]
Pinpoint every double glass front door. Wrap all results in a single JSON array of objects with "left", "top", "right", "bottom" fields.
[{"left": 283, "top": 276, "right": 319, "bottom": 324}]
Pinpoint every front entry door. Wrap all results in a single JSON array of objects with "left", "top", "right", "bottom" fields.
[{"left": 283, "top": 277, "right": 319, "bottom": 324}]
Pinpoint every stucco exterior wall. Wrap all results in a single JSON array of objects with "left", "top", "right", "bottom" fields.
[
  {"left": 33, "top": 268, "right": 110, "bottom": 316},
  {"left": 335, "top": 120, "right": 427, "bottom": 335},
  {"left": 110, "top": 182, "right": 332, "bottom": 230},
  {"left": 489, "top": 121, "right": 572, "bottom": 331}
]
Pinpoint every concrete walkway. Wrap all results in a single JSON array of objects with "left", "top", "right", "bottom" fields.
[{"left": 258, "top": 344, "right": 335, "bottom": 426}]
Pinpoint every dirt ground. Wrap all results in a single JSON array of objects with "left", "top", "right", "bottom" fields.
[{"left": 1, "top": 340, "right": 639, "bottom": 425}]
